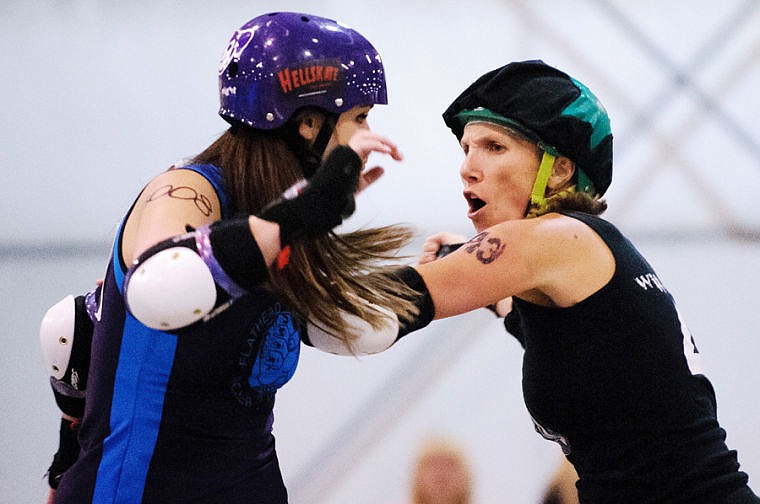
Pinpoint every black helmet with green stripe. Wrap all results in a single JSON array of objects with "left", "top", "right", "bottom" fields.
[{"left": 442, "top": 60, "right": 613, "bottom": 201}]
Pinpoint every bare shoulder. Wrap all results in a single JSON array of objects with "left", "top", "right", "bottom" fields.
[
  {"left": 524, "top": 213, "right": 607, "bottom": 249},
  {"left": 137, "top": 167, "right": 218, "bottom": 209},
  {"left": 122, "top": 167, "right": 222, "bottom": 264},
  {"left": 511, "top": 213, "right": 615, "bottom": 307},
  {"left": 482, "top": 213, "right": 595, "bottom": 256}
]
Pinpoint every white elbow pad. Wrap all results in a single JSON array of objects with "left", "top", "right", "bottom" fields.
[
  {"left": 124, "top": 246, "right": 217, "bottom": 330},
  {"left": 40, "top": 295, "right": 76, "bottom": 380},
  {"left": 307, "top": 304, "right": 400, "bottom": 356}
]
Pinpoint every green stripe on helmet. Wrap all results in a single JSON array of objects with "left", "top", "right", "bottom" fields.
[{"left": 563, "top": 78, "right": 611, "bottom": 150}]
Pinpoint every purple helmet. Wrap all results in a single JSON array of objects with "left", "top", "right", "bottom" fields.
[{"left": 218, "top": 12, "right": 388, "bottom": 129}]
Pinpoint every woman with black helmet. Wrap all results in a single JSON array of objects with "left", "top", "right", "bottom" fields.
[
  {"left": 39, "top": 12, "right": 417, "bottom": 504},
  {"left": 406, "top": 60, "right": 759, "bottom": 503}
]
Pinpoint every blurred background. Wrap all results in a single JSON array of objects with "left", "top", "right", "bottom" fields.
[{"left": 2, "top": 1, "right": 759, "bottom": 502}]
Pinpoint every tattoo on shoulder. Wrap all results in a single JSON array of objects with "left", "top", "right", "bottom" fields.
[
  {"left": 147, "top": 185, "right": 213, "bottom": 216},
  {"left": 464, "top": 231, "right": 505, "bottom": 265}
]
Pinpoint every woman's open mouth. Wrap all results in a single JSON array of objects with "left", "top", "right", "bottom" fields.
[{"left": 464, "top": 191, "right": 486, "bottom": 218}]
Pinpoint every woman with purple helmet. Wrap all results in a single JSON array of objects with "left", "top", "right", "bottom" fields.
[{"left": 40, "top": 12, "right": 419, "bottom": 503}]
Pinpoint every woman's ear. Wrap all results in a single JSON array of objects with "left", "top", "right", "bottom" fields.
[
  {"left": 298, "top": 112, "right": 324, "bottom": 143},
  {"left": 547, "top": 156, "right": 576, "bottom": 190}
]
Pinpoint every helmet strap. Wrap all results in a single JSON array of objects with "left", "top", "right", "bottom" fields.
[
  {"left": 530, "top": 151, "right": 556, "bottom": 207},
  {"left": 311, "top": 113, "right": 337, "bottom": 163},
  {"left": 283, "top": 112, "right": 338, "bottom": 178},
  {"left": 300, "top": 113, "right": 337, "bottom": 178}
]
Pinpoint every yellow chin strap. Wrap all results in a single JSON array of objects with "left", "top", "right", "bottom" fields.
[{"left": 530, "top": 151, "right": 556, "bottom": 207}]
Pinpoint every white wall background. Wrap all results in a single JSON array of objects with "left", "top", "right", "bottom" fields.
[{"left": 2, "top": 1, "right": 759, "bottom": 503}]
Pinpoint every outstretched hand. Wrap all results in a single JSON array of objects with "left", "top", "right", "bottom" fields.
[
  {"left": 258, "top": 129, "right": 403, "bottom": 244},
  {"left": 347, "top": 130, "right": 403, "bottom": 194},
  {"left": 419, "top": 232, "right": 468, "bottom": 265}
]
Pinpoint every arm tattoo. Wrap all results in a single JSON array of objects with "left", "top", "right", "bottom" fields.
[
  {"left": 147, "top": 185, "right": 213, "bottom": 217},
  {"left": 464, "top": 231, "right": 505, "bottom": 265}
]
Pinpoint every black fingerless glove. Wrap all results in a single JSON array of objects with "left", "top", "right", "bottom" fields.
[
  {"left": 47, "top": 417, "right": 80, "bottom": 489},
  {"left": 260, "top": 145, "right": 362, "bottom": 245}
]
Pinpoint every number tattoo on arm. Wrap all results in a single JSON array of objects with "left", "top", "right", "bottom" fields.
[
  {"left": 463, "top": 231, "right": 505, "bottom": 264},
  {"left": 147, "top": 185, "right": 213, "bottom": 216}
]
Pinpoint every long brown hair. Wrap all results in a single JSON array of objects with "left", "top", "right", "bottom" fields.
[{"left": 194, "top": 126, "right": 421, "bottom": 352}]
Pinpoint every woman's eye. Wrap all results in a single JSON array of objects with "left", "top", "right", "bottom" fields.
[
  {"left": 356, "top": 113, "right": 368, "bottom": 124},
  {"left": 488, "top": 142, "right": 505, "bottom": 152}
]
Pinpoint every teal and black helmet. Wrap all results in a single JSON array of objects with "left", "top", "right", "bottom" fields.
[{"left": 443, "top": 60, "right": 613, "bottom": 197}]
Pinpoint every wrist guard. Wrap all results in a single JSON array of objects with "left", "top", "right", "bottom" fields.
[{"left": 260, "top": 145, "right": 362, "bottom": 245}]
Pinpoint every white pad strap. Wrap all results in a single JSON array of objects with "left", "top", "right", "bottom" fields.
[
  {"left": 124, "top": 246, "right": 217, "bottom": 330},
  {"left": 307, "top": 304, "right": 400, "bottom": 356},
  {"left": 40, "top": 295, "right": 76, "bottom": 379}
]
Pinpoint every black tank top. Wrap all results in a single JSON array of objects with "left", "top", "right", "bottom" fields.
[{"left": 505, "top": 211, "right": 753, "bottom": 503}]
